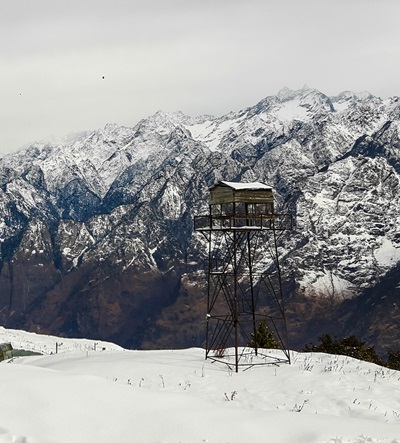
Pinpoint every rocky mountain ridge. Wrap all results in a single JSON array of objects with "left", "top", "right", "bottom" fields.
[{"left": 0, "top": 86, "right": 399, "bottom": 352}]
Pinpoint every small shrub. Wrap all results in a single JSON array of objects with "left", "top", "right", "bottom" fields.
[
  {"left": 248, "top": 321, "right": 280, "bottom": 349},
  {"left": 214, "top": 345, "right": 226, "bottom": 358},
  {"left": 387, "top": 350, "right": 400, "bottom": 371}
]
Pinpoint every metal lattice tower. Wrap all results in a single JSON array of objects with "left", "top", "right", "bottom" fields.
[{"left": 194, "top": 181, "right": 292, "bottom": 372}]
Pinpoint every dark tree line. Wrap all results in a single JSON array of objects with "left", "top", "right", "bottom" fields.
[
  {"left": 248, "top": 322, "right": 400, "bottom": 371},
  {"left": 304, "top": 334, "right": 400, "bottom": 370}
]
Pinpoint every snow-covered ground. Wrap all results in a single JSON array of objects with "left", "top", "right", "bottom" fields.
[{"left": 1, "top": 327, "right": 400, "bottom": 443}]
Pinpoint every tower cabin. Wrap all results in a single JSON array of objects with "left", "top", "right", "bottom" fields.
[{"left": 209, "top": 181, "right": 274, "bottom": 228}]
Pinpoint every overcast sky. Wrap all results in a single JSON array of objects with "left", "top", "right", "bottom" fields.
[{"left": 1, "top": 0, "right": 400, "bottom": 153}]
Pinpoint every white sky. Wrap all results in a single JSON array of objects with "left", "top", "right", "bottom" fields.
[{"left": 1, "top": 0, "right": 400, "bottom": 153}]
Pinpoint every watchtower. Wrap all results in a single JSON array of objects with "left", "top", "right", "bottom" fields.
[{"left": 194, "top": 181, "right": 292, "bottom": 372}]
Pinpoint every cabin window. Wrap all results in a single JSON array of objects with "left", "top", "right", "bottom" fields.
[{"left": 255, "top": 203, "right": 273, "bottom": 215}]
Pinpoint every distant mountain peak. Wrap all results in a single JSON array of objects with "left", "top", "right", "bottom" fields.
[{"left": 0, "top": 87, "right": 399, "bottom": 353}]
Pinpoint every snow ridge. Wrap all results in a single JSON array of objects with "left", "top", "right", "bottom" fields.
[{"left": 1, "top": 327, "right": 400, "bottom": 443}]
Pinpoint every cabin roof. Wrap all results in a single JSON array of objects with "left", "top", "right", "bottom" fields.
[{"left": 212, "top": 181, "right": 272, "bottom": 191}]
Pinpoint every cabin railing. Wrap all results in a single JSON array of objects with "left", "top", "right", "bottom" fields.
[{"left": 194, "top": 213, "right": 292, "bottom": 231}]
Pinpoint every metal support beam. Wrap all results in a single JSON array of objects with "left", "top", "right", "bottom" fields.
[{"left": 196, "top": 212, "right": 292, "bottom": 371}]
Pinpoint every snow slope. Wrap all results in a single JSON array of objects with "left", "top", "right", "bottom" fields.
[{"left": 1, "top": 328, "right": 400, "bottom": 443}]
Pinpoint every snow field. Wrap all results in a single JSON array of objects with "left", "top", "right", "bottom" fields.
[{"left": 1, "top": 328, "right": 400, "bottom": 442}]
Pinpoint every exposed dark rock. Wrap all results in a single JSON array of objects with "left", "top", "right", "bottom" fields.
[{"left": 0, "top": 87, "right": 399, "bottom": 352}]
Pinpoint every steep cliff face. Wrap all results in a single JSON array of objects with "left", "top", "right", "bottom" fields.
[{"left": 0, "top": 87, "right": 399, "bottom": 350}]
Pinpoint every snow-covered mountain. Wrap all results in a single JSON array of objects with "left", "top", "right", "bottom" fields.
[{"left": 0, "top": 86, "right": 399, "bottom": 351}]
